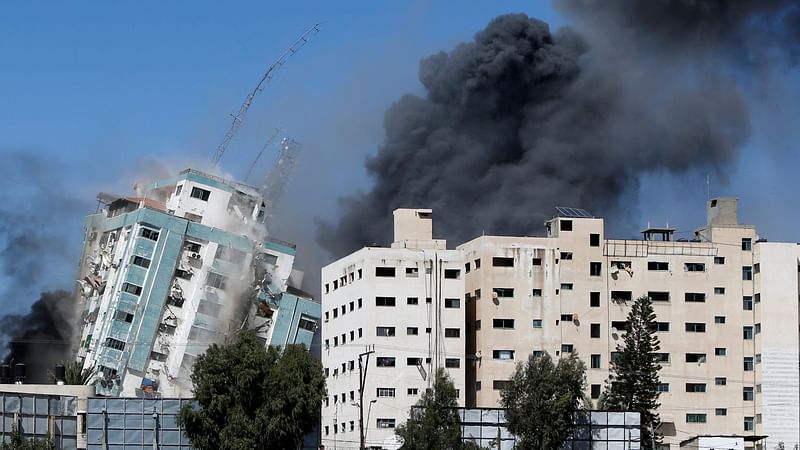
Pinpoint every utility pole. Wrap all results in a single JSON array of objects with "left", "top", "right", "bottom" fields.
[{"left": 358, "top": 345, "right": 375, "bottom": 450}]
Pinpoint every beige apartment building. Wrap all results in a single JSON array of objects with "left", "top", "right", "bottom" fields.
[
  {"left": 320, "top": 200, "right": 799, "bottom": 450},
  {"left": 459, "top": 198, "right": 799, "bottom": 449}
]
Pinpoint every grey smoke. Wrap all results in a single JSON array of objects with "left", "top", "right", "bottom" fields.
[
  {"left": 0, "top": 152, "right": 91, "bottom": 368},
  {"left": 318, "top": 2, "right": 799, "bottom": 256}
]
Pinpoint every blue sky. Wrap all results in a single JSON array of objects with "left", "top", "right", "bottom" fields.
[{"left": 1, "top": 1, "right": 798, "bottom": 301}]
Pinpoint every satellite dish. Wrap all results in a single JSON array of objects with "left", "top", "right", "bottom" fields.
[
  {"left": 610, "top": 265, "right": 620, "bottom": 275},
  {"left": 611, "top": 327, "right": 618, "bottom": 334}
]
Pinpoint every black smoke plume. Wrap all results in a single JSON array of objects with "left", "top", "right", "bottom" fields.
[
  {"left": 1, "top": 290, "right": 77, "bottom": 383},
  {"left": 318, "top": 2, "right": 799, "bottom": 256},
  {"left": 0, "top": 152, "right": 91, "bottom": 379}
]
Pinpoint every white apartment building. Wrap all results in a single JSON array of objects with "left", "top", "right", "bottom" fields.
[
  {"left": 458, "top": 198, "right": 799, "bottom": 450},
  {"left": 321, "top": 199, "right": 799, "bottom": 450},
  {"left": 321, "top": 209, "right": 466, "bottom": 449}
]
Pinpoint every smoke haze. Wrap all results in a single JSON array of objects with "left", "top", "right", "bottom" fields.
[{"left": 318, "top": 2, "right": 800, "bottom": 256}]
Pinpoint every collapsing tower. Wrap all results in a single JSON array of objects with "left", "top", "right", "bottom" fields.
[{"left": 74, "top": 169, "right": 320, "bottom": 397}]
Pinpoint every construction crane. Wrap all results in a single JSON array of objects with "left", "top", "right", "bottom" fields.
[
  {"left": 210, "top": 23, "right": 321, "bottom": 168},
  {"left": 260, "top": 137, "right": 300, "bottom": 221},
  {"left": 244, "top": 127, "right": 283, "bottom": 183}
]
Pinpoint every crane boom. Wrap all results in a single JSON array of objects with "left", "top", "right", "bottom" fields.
[
  {"left": 244, "top": 127, "right": 283, "bottom": 182},
  {"left": 210, "top": 23, "right": 321, "bottom": 168}
]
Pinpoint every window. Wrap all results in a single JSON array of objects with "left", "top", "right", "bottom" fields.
[
  {"left": 122, "top": 282, "right": 142, "bottom": 296},
  {"left": 376, "top": 327, "right": 395, "bottom": 337},
  {"left": 377, "top": 419, "right": 396, "bottom": 429},
  {"left": 714, "top": 256, "right": 725, "bottom": 264},
  {"left": 590, "top": 262, "right": 602, "bottom": 276},
  {"left": 649, "top": 291, "right": 670, "bottom": 302},
  {"left": 376, "top": 297, "right": 396, "bottom": 306},
  {"left": 656, "top": 383, "right": 670, "bottom": 393},
  {"left": 375, "top": 267, "right": 396, "bottom": 277},
  {"left": 174, "top": 184, "right": 183, "bottom": 196},
  {"left": 715, "top": 377, "right": 727, "bottom": 385},
  {"left": 532, "top": 288, "right": 542, "bottom": 297},
  {"left": 190, "top": 187, "right": 211, "bottom": 201},
  {"left": 591, "top": 323, "right": 601, "bottom": 338},
  {"left": 333, "top": 309, "right": 339, "bottom": 319},
  {"left": 131, "top": 255, "right": 151, "bottom": 268},
  {"left": 685, "top": 262, "right": 705, "bottom": 272},
  {"left": 407, "top": 358, "right": 422, "bottom": 366},
  {"left": 590, "top": 354, "right": 601, "bottom": 369},
  {"left": 715, "top": 348, "right": 727, "bottom": 356},
  {"left": 445, "top": 358, "right": 460, "bottom": 368},
  {"left": 376, "top": 357, "right": 396, "bottom": 367},
  {"left": 405, "top": 267, "right": 419, "bottom": 278},
  {"left": 742, "top": 266, "right": 753, "bottom": 280},
  {"left": 493, "top": 319, "right": 514, "bottom": 329},
  {"left": 743, "top": 295, "right": 754, "bottom": 310},
  {"left": 743, "top": 326, "right": 753, "bottom": 339},
  {"left": 408, "top": 388, "right": 419, "bottom": 396},
  {"left": 341, "top": 305, "right": 346, "bottom": 315},
  {"left": 686, "top": 414, "right": 707, "bottom": 424},
  {"left": 532, "top": 258, "right": 542, "bottom": 266},
  {"left": 744, "top": 416, "right": 754, "bottom": 431},
  {"left": 206, "top": 272, "right": 228, "bottom": 290},
  {"left": 560, "top": 252, "right": 573, "bottom": 260},
  {"left": 474, "top": 258, "right": 481, "bottom": 269},
  {"left": 685, "top": 353, "right": 706, "bottom": 363},
  {"left": 611, "top": 320, "right": 629, "bottom": 332},
  {"left": 743, "top": 387, "right": 754, "bottom": 401},
  {"left": 561, "top": 314, "right": 575, "bottom": 322},
  {"left": 655, "top": 353, "right": 670, "bottom": 363},
  {"left": 744, "top": 357, "right": 754, "bottom": 371},
  {"left": 755, "top": 323, "right": 761, "bottom": 334},
  {"left": 493, "top": 350, "right": 514, "bottom": 360},
  {"left": 561, "top": 344, "right": 574, "bottom": 353},
  {"left": 685, "top": 322, "right": 706, "bottom": 333},
  {"left": 492, "top": 257, "right": 514, "bottom": 267},
  {"left": 590, "top": 292, "right": 600, "bottom": 307},
  {"left": 533, "top": 319, "right": 543, "bottom": 328},
  {"left": 444, "top": 269, "right": 461, "bottom": 279},
  {"left": 753, "top": 263, "right": 760, "bottom": 274},
  {"left": 742, "top": 238, "right": 752, "bottom": 251},
  {"left": 714, "top": 287, "right": 725, "bottom": 294},
  {"left": 686, "top": 383, "right": 707, "bottom": 393},
  {"left": 648, "top": 261, "right": 669, "bottom": 271},
  {"left": 493, "top": 380, "right": 511, "bottom": 390},
  {"left": 140, "top": 227, "right": 160, "bottom": 241},
  {"left": 474, "top": 289, "right": 481, "bottom": 299},
  {"left": 406, "top": 327, "right": 418, "bottom": 336},
  {"left": 611, "top": 291, "right": 632, "bottom": 302},
  {"left": 150, "top": 351, "right": 168, "bottom": 362},
  {"left": 104, "top": 338, "right": 125, "bottom": 351},
  {"left": 350, "top": 330, "right": 355, "bottom": 341},
  {"left": 376, "top": 388, "right": 395, "bottom": 398},
  {"left": 475, "top": 320, "right": 481, "bottom": 330},
  {"left": 590, "top": 233, "right": 600, "bottom": 246},
  {"left": 444, "top": 328, "right": 460, "bottom": 338},
  {"left": 444, "top": 298, "right": 460, "bottom": 308},
  {"left": 685, "top": 292, "right": 706, "bottom": 302},
  {"left": 754, "top": 293, "right": 761, "bottom": 303},
  {"left": 464, "top": 262, "right": 471, "bottom": 273},
  {"left": 114, "top": 310, "right": 134, "bottom": 323},
  {"left": 591, "top": 384, "right": 601, "bottom": 399},
  {"left": 493, "top": 288, "right": 514, "bottom": 298},
  {"left": 215, "top": 246, "right": 246, "bottom": 264},
  {"left": 350, "top": 301, "right": 355, "bottom": 311},
  {"left": 652, "top": 322, "right": 670, "bottom": 332}
]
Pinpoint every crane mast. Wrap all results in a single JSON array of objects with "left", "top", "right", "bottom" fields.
[
  {"left": 260, "top": 137, "right": 300, "bottom": 221},
  {"left": 210, "top": 23, "right": 321, "bottom": 168}
]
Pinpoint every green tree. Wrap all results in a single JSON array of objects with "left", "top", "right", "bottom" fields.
[
  {"left": 500, "top": 352, "right": 586, "bottom": 450},
  {"left": 396, "top": 368, "right": 463, "bottom": 450},
  {"left": 177, "top": 331, "right": 326, "bottom": 450},
  {"left": 0, "top": 424, "right": 54, "bottom": 450},
  {"left": 602, "top": 295, "right": 662, "bottom": 449}
]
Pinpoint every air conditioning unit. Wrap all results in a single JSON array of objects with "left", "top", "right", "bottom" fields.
[{"left": 189, "top": 252, "right": 201, "bottom": 260}]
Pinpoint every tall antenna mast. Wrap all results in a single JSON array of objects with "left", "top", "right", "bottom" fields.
[
  {"left": 244, "top": 127, "right": 283, "bottom": 182},
  {"left": 260, "top": 137, "right": 301, "bottom": 222},
  {"left": 210, "top": 23, "right": 321, "bottom": 168}
]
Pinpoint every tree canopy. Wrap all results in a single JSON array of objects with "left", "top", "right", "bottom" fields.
[
  {"left": 500, "top": 352, "right": 586, "bottom": 450},
  {"left": 0, "top": 425, "right": 53, "bottom": 450},
  {"left": 178, "top": 331, "right": 326, "bottom": 450},
  {"left": 396, "top": 368, "right": 463, "bottom": 450},
  {"left": 603, "top": 295, "right": 662, "bottom": 449}
]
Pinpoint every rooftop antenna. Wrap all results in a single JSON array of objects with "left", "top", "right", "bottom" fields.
[
  {"left": 260, "top": 137, "right": 301, "bottom": 223},
  {"left": 244, "top": 127, "right": 283, "bottom": 182},
  {"left": 210, "top": 23, "right": 321, "bottom": 168},
  {"left": 706, "top": 173, "right": 710, "bottom": 202}
]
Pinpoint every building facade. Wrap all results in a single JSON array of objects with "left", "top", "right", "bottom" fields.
[
  {"left": 321, "top": 209, "right": 466, "bottom": 449},
  {"left": 321, "top": 200, "right": 799, "bottom": 450},
  {"left": 75, "top": 169, "right": 320, "bottom": 398}
]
